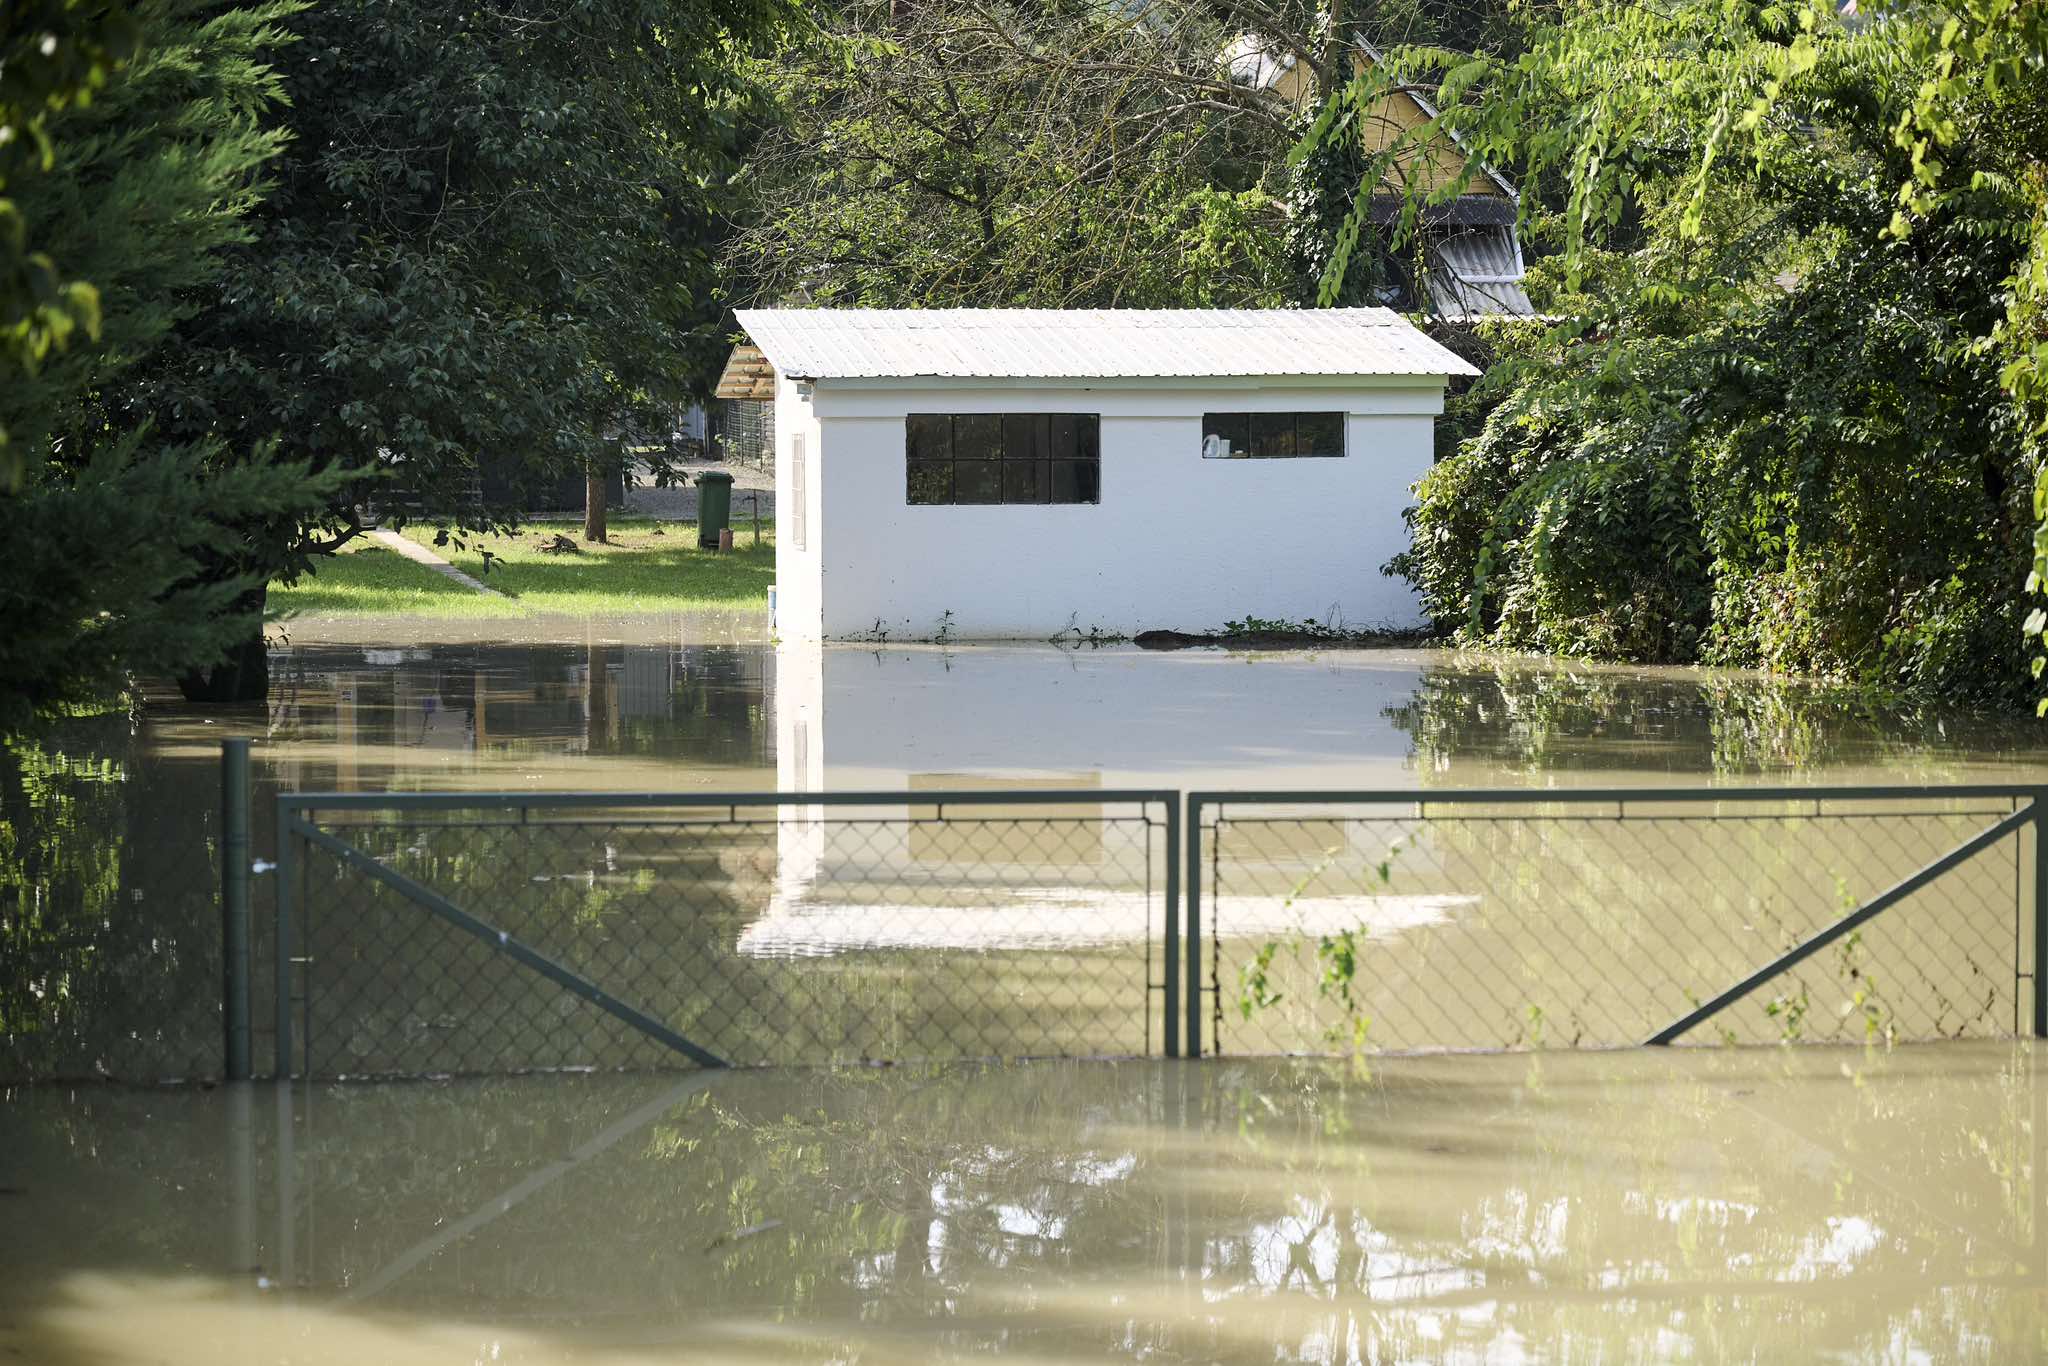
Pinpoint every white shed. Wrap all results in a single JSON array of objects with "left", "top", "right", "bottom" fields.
[{"left": 717, "top": 308, "right": 1477, "bottom": 641}]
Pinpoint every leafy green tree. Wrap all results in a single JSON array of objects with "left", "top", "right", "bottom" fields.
[
  {"left": 1322, "top": 1, "right": 2045, "bottom": 703},
  {"left": 0, "top": 1, "right": 140, "bottom": 483},
  {"left": 150, "top": 0, "right": 792, "bottom": 698},
  {"left": 730, "top": 0, "right": 1295, "bottom": 308},
  {"left": 1889, "top": 3, "right": 2048, "bottom": 704},
  {"left": 0, "top": 1, "right": 341, "bottom": 731}
]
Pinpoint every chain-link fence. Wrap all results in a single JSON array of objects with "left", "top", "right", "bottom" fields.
[
  {"left": 276, "top": 791, "right": 1178, "bottom": 1078},
  {"left": 1193, "top": 788, "right": 2045, "bottom": 1056},
  {"left": 0, "top": 739, "right": 271, "bottom": 1084},
  {"left": 16, "top": 745, "right": 2048, "bottom": 1083}
]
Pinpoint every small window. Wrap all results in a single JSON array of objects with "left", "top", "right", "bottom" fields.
[
  {"left": 1202, "top": 411, "right": 1346, "bottom": 459},
  {"left": 1201, "top": 413, "right": 1249, "bottom": 459},
  {"left": 1251, "top": 413, "right": 1295, "bottom": 458},
  {"left": 906, "top": 413, "right": 1100, "bottom": 505},
  {"left": 907, "top": 413, "right": 951, "bottom": 462}
]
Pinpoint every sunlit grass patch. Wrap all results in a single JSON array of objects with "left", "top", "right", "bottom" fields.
[
  {"left": 268, "top": 518, "right": 776, "bottom": 618},
  {"left": 268, "top": 541, "right": 528, "bottom": 618},
  {"left": 408, "top": 518, "right": 774, "bottom": 614}
]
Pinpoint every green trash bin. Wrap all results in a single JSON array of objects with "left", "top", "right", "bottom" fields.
[{"left": 694, "top": 471, "right": 735, "bottom": 548}]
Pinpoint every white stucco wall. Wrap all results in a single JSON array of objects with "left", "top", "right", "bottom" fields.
[
  {"left": 770, "top": 375, "right": 825, "bottom": 638},
  {"left": 773, "top": 378, "right": 1443, "bottom": 640}
]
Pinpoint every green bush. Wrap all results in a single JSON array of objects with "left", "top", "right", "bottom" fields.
[{"left": 1352, "top": 3, "right": 2043, "bottom": 705}]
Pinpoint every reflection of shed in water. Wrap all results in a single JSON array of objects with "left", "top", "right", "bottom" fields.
[
  {"left": 759, "top": 772, "right": 1153, "bottom": 960},
  {"left": 751, "top": 640, "right": 1464, "bottom": 959},
  {"left": 906, "top": 773, "right": 1104, "bottom": 867}
]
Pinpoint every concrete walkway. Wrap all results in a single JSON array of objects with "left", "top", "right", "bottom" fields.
[{"left": 366, "top": 529, "right": 506, "bottom": 597}]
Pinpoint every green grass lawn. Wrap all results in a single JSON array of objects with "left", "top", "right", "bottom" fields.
[{"left": 270, "top": 518, "right": 774, "bottom": 617}]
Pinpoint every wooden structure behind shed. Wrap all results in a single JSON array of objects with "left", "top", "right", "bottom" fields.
[{"left": 716, "top": 344, "right": 776, "bottom": 400}]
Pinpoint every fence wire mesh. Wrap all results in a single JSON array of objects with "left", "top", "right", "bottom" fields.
[
  {"left": 1199, "top": 792, "right": 2040, "bottom": 1056},
  {"left": 0, "top": 746, "right": 279, "bottom": 1084},
  {"left": 280, "top": 795, "right": 1172, "bottom": 1078},
  {"left": 16, "top": 752, "right": 2046, "bottom": 1085}
]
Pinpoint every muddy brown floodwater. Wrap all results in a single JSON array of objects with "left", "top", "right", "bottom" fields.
[
  {"left": 8, "top": 634, "right": 2048, "bottom": 1359},
  {"left": 11, "top": 639, "right": 2048, "bottom": 1082},
  {"left": 3, "top": 1043, "right": 2045, "bottom": 1362}
]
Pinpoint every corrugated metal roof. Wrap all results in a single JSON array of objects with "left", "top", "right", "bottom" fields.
[
  {"left": 1434, "top": 230, "right": 1522, "bottom": 282},
  {"left": 1431, "top": 274, "right": 1537, "bottom": 322},
  {"left": 1429, "top": 229, "right": 1536, "bottom": 321},
  {"left": 732, "top": 308, "right": 1479, "bottom": 383}
]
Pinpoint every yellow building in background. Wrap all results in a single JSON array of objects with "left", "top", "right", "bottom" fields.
[{"left": 1223, "top": 35, "right": 1534, "bottom": 319}]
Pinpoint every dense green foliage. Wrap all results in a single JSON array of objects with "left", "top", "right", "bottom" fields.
[
  {"left": 1329, "top": 1, "right": 2048, "bottom": 703},
  {"left": 145, "top": 0, "right": 790, "bottom": 697},
  {"left": 0, "top": 0, "right": 140, "bottom": 481},
  {"left": 1, "top": 0, "right": 790, "bottom": 722},
  {"left": 0, "top": 1, "right": 342, "bottom": 730},
  {"left": 733, "top": 0, "right": 1537, "bottom": 312},
  {"left": 161, "top": 0, "right": 788, "bottom": 547},
  {"left": 731, "top": 0, "right": 1302, "bottom": 308}
]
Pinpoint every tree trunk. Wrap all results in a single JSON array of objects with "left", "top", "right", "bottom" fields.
[
  {"left": 177, "top": 587, "right": 269, "bottom": 704},
  {"left": 1325, "top": 0, "right": 1347, "bottom": 86},
  {"left": 584, "top": 469, "right": 609, "bottom": 543}
]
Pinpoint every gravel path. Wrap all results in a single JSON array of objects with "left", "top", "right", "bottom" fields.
[{"left": 626, "top": 461, "right": 775, "bottom": 521}]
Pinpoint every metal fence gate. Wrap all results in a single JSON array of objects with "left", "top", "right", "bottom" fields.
[
  {"left": 272, "top": 790, "right": 1179, "bottom": 1078},
  {"left": 198, "top": 771, "right": 2048, "bottom": 1080},
  {"left": 1189, "top": 786, "right": 2048, "bottom": 1056}
]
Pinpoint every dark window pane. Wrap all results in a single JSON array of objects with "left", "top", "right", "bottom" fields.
[
  {"left": 954, "top": 459, "right": 1002, "bottom": 503},
  {"left": 1048, "top": 413, "right": 1079, "bottom": 459},
  {"left": 1003, "top": 458, "right": 1045, "bottom": 504},
  {"left": 907, "top": 414, "right": 951, "bottom": 462},
  {"left": 1074, "top": 414, "right": 1100, "bottom": 461},
  {"left": 1004, "top": 413, "right": 1050, "bottom": 462},
  {"left": 907, "top": 461, "right": 952, "bottom": 505},
  {"left": 1251, "top": 412, "right": 1296, "bottom": 458},
  {"left": 1203, "top": 412, "right": 1251, "bottom": 459},
  {"left": 1295, "top": 412, "right": 1344, "bottom": 457},
  {"left": 1050, "top": 459, "right": 1099, "bottom": 504},
  {"left": 955, "top": 414, "right": 1002, "bottom": 461}
]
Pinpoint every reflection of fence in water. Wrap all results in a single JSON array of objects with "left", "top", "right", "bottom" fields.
[
  {"left": 1200, "top": 792, "right": 2037, "bottom": 1056},
  {"left": 283, "top": 793, "right": 1172, "bottom": 1078}
]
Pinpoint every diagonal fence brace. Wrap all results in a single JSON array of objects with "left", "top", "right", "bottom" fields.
[
  {"left": 291, "top": 821, "right": 730, "bottom": 1069},
  {"left": 1646, "top": 804, "right": 2036, "bottom": 1046},
  {"left": 340, "top": 1071, "right": 719, "bottom": 1301}
]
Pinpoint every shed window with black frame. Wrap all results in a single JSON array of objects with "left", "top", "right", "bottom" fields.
[
  {"left": 907, "top": 413, "right": 1100, "bottom": 505},
  {"left": 1201, "top": 411, "right": 1346, "bottom": 459}
]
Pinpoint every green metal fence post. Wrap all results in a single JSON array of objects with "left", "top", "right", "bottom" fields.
[
  {"left": 275, "top": 796, "right": 296, "bottom": 1079},
  {"left": 1163, "top": 797, "right": 1180, "bottom": 1058},
  {"left": 1185, "top": 796, "right": 1203, "bottom": 1058},
  {"left": 2034, "top": 789, "right": 2047, "bottom": 1039},
  {"left": 227, "top": 1074, "right": 257, "bottom": 1273},
  {"left": 275, "top": 1080, "right": 296, "bottom": 1287},
  {"left": 220, "top": 739, "right": 252, "bottom": 1081}
]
